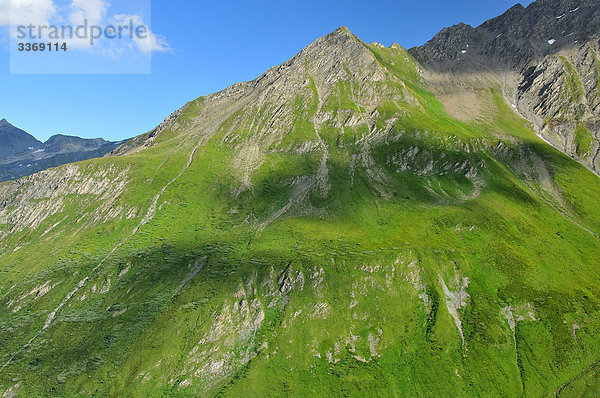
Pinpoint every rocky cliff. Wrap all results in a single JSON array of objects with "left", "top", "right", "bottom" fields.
[{"left": 410, "top": 0, "right": 600, "bottom": 173}]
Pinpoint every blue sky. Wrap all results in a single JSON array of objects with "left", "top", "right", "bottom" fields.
[{"left": 0, "top": 0, "right": 534, "bottom": 142}]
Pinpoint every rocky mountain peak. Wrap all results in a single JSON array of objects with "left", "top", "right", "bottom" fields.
[
  {"left": 303, "top": 25, "right": 358, "bottom": 46},
  {"left": 483, "top": 2, "right": 525, "bottom": 24},
  {"left": 328, "top": 25, "right": 354, "bottom": 38},
  {"left": 410, "top": 0, "right": 600, "bottom": 71},
  {"left": 44, "top": 134, "right": 111, "bottom": 153},
  {"left": 201, "top": 26, "right": 373, "bottom": 103},
  {"left": 282, "top": 25, "right": 372, "bottom": 74},
  {"left": 408, "top": 0, "right": 600, "bottom": 175},
  {"left": 114, "top": 26, "right": 405, "bottom": 157},
  {"left": 0, "top": 118, "right": 14, "bottom": 129},
  {"left": 46, "top": 133, "right": 105, "bottom": 144},
  {"left": 0, "top": 119, "right": 42, "bottom": 159}
]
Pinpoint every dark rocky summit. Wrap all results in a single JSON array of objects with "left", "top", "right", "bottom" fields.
[
  {"left": 410, "top": 0, "right": 599, "bottom": 71},
  {"left": 410, "top": 0, "right": 600, "bottom": 174},
  {"left": 0, "top": 119, "right": 42, "bottom": 159}
]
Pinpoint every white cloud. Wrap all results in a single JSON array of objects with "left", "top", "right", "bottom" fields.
[
  {"left": 0, "top": 0, "right": 170, "bottom": 55},
  {"left": 112, "top": 13, "right": 170, "bottom": 53},
  {"left": 69, "top": 0, "right": 108, "bottom": 26},
  {"left": 0, "top": 0, "right": 56, "bottom": 26}
]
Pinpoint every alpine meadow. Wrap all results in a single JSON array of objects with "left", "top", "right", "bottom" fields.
[{"left": 1, "top": 0, "right": 600, "bottom": 396}]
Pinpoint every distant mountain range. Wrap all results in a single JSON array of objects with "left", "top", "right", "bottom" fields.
[{"left": 0, "top": 119, "right": 124, "bottom": 182}]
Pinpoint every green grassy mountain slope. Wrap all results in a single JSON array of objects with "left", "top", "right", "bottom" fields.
[{"left": 1, "top": 27, "right": 600, "bottom": 397}]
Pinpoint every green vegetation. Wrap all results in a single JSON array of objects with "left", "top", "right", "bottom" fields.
[
  {"left": 560, "top": 56, "right": 585, "bottom": 104},
  {"left": 323, "top": 79, "right": 361, "bottom": 113},
  {"left": 575, "top": 124, "right": 594, "bottom": 157},
  {"left": 0, "top": 35, "right": 599, "bottom": 398}
]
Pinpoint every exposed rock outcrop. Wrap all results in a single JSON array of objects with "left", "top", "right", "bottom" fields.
[{"left": 410, "top": 0, "right": 600, "bottom": 174}]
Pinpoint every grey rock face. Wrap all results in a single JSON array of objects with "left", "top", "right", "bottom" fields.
[
  {"left": 113, "top": 26, "right": 416, "bottom": 162},
  {"left": 0, "top": 164, "right": 133, "bottom": 241},
  {"left": 410, "top": 0, "right": 600, "bottom": 72},
  {"left": 410, "top": 0, "right": 600, "bottom": 174},
  {"left": 516, "top": 40, "right": 600, "bottom": 172}
]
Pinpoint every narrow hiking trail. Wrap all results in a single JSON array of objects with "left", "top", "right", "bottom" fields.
[
  {"left": 554, "top": 359, "right": 600, "bottom": 397},
  {"left": 0, "top": 97, "right": 252, "bottom": 373},
  {"left": 0, "top": 137, "right": 204, "bottom": 373}
]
